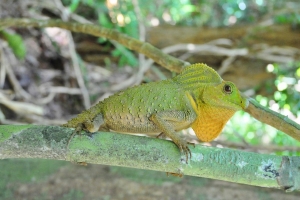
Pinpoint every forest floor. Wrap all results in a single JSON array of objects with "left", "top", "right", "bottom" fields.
[{"left": 1, "top": 159, "right": 299, "bottom": 200}]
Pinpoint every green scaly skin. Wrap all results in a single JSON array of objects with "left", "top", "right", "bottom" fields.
[{"left": 62, "top": 63, "right": 248, "bottom": 163}]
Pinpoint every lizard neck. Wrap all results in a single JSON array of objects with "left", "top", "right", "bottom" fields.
[{"left": 191, "top": 104, "right": 235, "bottom": 142}]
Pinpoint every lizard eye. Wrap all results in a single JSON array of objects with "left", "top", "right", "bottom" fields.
[{"left": 223, "top": 84, "right": 233, "bottom": 94}]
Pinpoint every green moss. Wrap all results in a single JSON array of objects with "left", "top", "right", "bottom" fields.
[{"left": 0, "top": 125, "right": 32, "bottom": 143}]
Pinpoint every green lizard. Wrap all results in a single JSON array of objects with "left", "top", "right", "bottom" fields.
[{"left": 62, "top": 63, "right": 248, "bottom": 162}]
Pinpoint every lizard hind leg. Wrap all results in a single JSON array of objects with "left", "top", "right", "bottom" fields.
[{"left": 150, "top": 111, "right": 192, "bottom": 163}]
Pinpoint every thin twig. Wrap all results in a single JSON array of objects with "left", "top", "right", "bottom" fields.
[
  {"left": 161, "top": 43, "right": 248, "bottom": 56},
  {"left": 218, "top": 56, "right": 236, "bottom": 75},
  {"left": 0, "top": 92, "right": 44, "bottom": 116},
  {"left": 0, "top": 48, "right": 6, "bottom": 88},
  {"left": 132, "top": 0, "right": 147, "bottom": 85},
  {"left": 0, "top": 43, "right": 32, "bottom": 100},
  {"left": 54, "top": 0, "right": 91, "bottom": 109}
]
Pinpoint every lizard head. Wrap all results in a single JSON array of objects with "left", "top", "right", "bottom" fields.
[
  {"left": 191, "top": 81, "right": 248, "bottom": 142},
  {"left": 202, "top": 81, "right": 248, "bottom": 111}
]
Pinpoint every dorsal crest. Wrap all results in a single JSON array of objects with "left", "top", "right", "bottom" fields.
[{"left": 173, "top": 63, "right": 222, "bottom": 90}]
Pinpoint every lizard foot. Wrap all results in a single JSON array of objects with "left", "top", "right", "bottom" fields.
[
  {"left": 180, "top": 143, "right": 191, "bottom": 164},
  {"left": 172, "top": 140, "right": 191, "bottom": 164}
]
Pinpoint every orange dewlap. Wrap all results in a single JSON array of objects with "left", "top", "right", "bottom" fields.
[{"left": 191, "top": 105, "right": 235, "bottom": 142}]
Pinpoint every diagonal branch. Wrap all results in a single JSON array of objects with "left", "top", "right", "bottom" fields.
[
  {"left": 245, "top": 98, "right": 300, "bottom": 141},
  {"left": 0, "top": 125, "right": 299, "bottom": 191}
]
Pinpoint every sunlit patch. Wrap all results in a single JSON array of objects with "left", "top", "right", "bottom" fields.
[
  {"left": 238, "top": 2, "right": 247, "bottom": 10},
  {"left": 117, "top": 14, "right": 125, "bottom": 26},
  {"left": 295, "top": 82, "right": 300, "bottom": 92},
  {"left": 236, "top": 161, "right": 248, "bottom": 168},
  {"left": 266, "top": 64, "right": 274, "bottom": 72},
  {"left": 228, "top": 15, "right": 237, "bottom": 25},
  {"left": 256, "top": 0, "right": 264, "bottom": 6},
  {"left": 106, "top": 0, "right": 118, "bottom": 8},
  {"left": 191, "top": 153, "right": 204, "bottom": 162},
  {"left": 150, "top": 18, "right": 160, "bottom": 26},
  {"left": 277, "top": 82, "right": 288, "bottom": 91},
  {"left": 44, "top": 27, "right": 69, "bottom": 46},
  {"left": 162, "top": 12, "right": 171, "bottom": 22},
  {"left": 187, "top": 44, "right": 195, "bottom": 51}
]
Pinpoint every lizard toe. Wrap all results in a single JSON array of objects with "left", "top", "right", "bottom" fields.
[
  {"left": 184, "top": 146, "right": 191, "bottom": 163},
  {"left": 178, "top": 143, "right": 191, "bottom": 164}
]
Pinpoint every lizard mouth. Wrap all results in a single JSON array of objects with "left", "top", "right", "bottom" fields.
[
  {"left": 218, "top": 96, "right": 249, "bottom": 111},
  {"left": 240, "top": 95, "right": 249, "bottom": 109}
]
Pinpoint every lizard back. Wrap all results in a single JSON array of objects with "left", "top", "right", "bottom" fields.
[{"left": 101, "top": 79, "right": 196, "bottom": 134}]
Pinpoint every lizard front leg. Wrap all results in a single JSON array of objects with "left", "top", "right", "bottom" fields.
[
  {"left": 63, "top": 113, "right": 105, "bottom": 132},
  {"left": 149, "top": 111, "right": 195, "bottom": 163},
  {"left": 82, "top": 114, "right": 105, "bottom": 133},
  {"left": 65, "top": 113, "right": 105, "bottom": 147}
]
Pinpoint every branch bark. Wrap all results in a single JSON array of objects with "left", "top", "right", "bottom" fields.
[
  {"left": 0, "top": 125, "right": 299, "bottom": 191},
  {"left": 0, "top": 18, "right": 298, "bottom": 142}
]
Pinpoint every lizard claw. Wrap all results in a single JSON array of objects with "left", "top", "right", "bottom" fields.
[
  {"left": 182, "top": 145, "right": 192, "bottom": 164},
  {"left": 176, "top": 142, "right": 191, "bottom": 164}
]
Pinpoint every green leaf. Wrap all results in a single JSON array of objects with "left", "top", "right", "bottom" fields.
[
  {"left": 111, "top": 43, "right": 138, "bottom": 67},
  {"left": 98, "top": 13, "right": 113, "bottom": 29},
  {"left": 69, "top": 0, "right": 80, "bottom": 12},
  {"left": 1, "top": 30, "right": 26, "bottom": 59}
]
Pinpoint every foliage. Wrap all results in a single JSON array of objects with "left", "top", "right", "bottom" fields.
[
  {"left": 226, "top": 111, "right": 300, "bottom": 156},
  {"left": 67, "top": 0, "right": 298, "bottom": 27},
  {"left": 271, "top": 62, "right": 300, "bottom": 115},
  {"left": 0, "top": 30, "right": 26, "bottom": 59},
  {"left": 66, "top": 0, "right": 139, "bottom": 67},
  {"left": 225, "top": 61, "right": 300, "bottom": 156},
  {"left": 62, "top": 0, "right": 300, "bottom": 67}
]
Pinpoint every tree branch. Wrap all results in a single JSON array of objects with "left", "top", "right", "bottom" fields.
[
  {"left": 245, "top": 98, "right": 300, "bottom": 141},
  {"left": 0, "top": 125, "right": 299, "bottom": 191}
]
